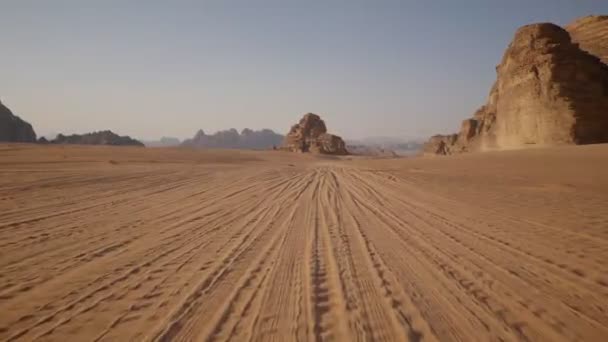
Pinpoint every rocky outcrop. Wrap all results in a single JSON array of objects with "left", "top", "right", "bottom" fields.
[
  {"left": 567, "top": 15, "right": 608, "bottom": 65},
  {"left": 52, "top": 131, "right": 144, "bottom": 146},
  {"left": 424, "top": 18, "right": 608, "bottom": 155},
  {"left": 282, "top": 113, "right": 348, "bottom": 155},
  {"left": 181, "top": 128, "right": 283, "bottom": 149},
  {"left": 422, "top": 134, "right": 458, "bottom": 155},
  {"left": 0, "top": 100, "right": 37, "bottom": 142}
]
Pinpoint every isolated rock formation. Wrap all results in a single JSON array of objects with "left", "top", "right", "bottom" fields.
[
  {"left": 567, "top": 15, "right": 608, "bottom": 65},
  {"left": 282, "top": 113, "right": 348, "bottom": 155},
  {"left": 52, "top": 131, "right": 144, "bottom": 146},
  {"left": 424, "top": 18, "right": 608, "bottom": 155},
  {"left": 0, "top": 100, "right": 37, "bottom": 142},
  {"left": 181, "top": 128, "right": 283, "bottom": 149}
]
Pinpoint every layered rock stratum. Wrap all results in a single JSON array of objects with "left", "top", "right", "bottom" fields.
[
  {"left": 181, "top": 128, "right": 283, "bottom": 149},
  {"left": 567, "top": 15, "right": 608, "bottom": 65},
  {"left": 52, "top": 131, "right": 144, "bottom": 146},
  {"left": 0, "top": 100, "right": 37, "bottom": 142},
  {"left": 282, "top": 113, "right": 348, "bottom": 155},
  {"left": 424, "top": 16, "right": 608, "bottom": 155}
]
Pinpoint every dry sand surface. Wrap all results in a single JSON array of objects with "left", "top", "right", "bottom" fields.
[{"left": 1, "top": 143, "right": 607, "bottom": 341}]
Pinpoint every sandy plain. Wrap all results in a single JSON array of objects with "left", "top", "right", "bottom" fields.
[{"left": 0, "top": 143, "right": 607, "bottom": 341}]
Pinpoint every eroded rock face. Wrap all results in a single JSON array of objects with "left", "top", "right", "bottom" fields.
[
  {"left": 282, "top": 113, "right": 348, "bottom": 155},
  {"left": 0, "top": 100, "right": 37, "bottom": 143},
  {"left": 424, "top": 19, "right": 608, "bottom": 155}
]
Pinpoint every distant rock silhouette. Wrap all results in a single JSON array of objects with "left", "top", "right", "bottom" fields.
[
  {"left": 282, "top": 113, "right": 348, "bottom": 155},
  {"left": 144, "top": 137, "right": 181, "bottom": 147},
  {"left": 0, "top": 100, "right": 37, "bottom": 142},
  {"left": 52, "top": 130, "right": 144, "bottom": 146},
  {"left": 181, "top": 128, "right": 283, "bottom": 149},
  {"left": 424, "top": 17, "right": 608, "bottom": 155}
]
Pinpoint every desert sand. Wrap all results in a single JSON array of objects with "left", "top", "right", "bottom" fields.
[{"left": 1, "top": 144, "right": 607, "bottom": 341}]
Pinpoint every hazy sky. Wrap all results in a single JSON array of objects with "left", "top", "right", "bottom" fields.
[{"left": 1, "top": 0, "right": 606, "bottom": 140}]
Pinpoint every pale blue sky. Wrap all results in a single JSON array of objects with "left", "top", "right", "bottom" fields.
[{"left": 1, "top": 0, "right": 606, "bottom": 140}]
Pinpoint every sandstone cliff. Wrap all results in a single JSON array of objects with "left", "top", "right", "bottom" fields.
[
  {"left": 0, "top": 100, "right": 37, "bottom": 143},
  {"left": 52, "top": 131, "right": 144, "bottom": 146},
  {"left": 424, "top": 18, "right": 608, "bottom": 155},
  {"left": 282, "top": 113, "right": 348, "bottom": 155}
]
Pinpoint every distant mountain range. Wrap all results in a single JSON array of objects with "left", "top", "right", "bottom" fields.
[
  {"left": 0, "top": 98, "right": 426, "bottom": 155},
  {"left": 181, "top": 128, "right": 284, "bottom": 150},
  {"left": 346, "top": 137, "right": 424, "bottom": 156},
  {"left": 52, "top": 131, "right": 144, "bottom": 146},
  {"left": 143, "top": 137, "right": 181, "bottom": 147},
  {"left": 0, "top": 100, "right": 144, "bottom": 146}
]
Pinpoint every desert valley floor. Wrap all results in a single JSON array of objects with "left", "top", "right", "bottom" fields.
[{"left": 1, "top": 144, "right": 607, "bottom": 341}]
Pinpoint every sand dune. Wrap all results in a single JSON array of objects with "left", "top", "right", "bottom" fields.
[{"left": 1, "top": 144, "right": 607, "bottom": 341}]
